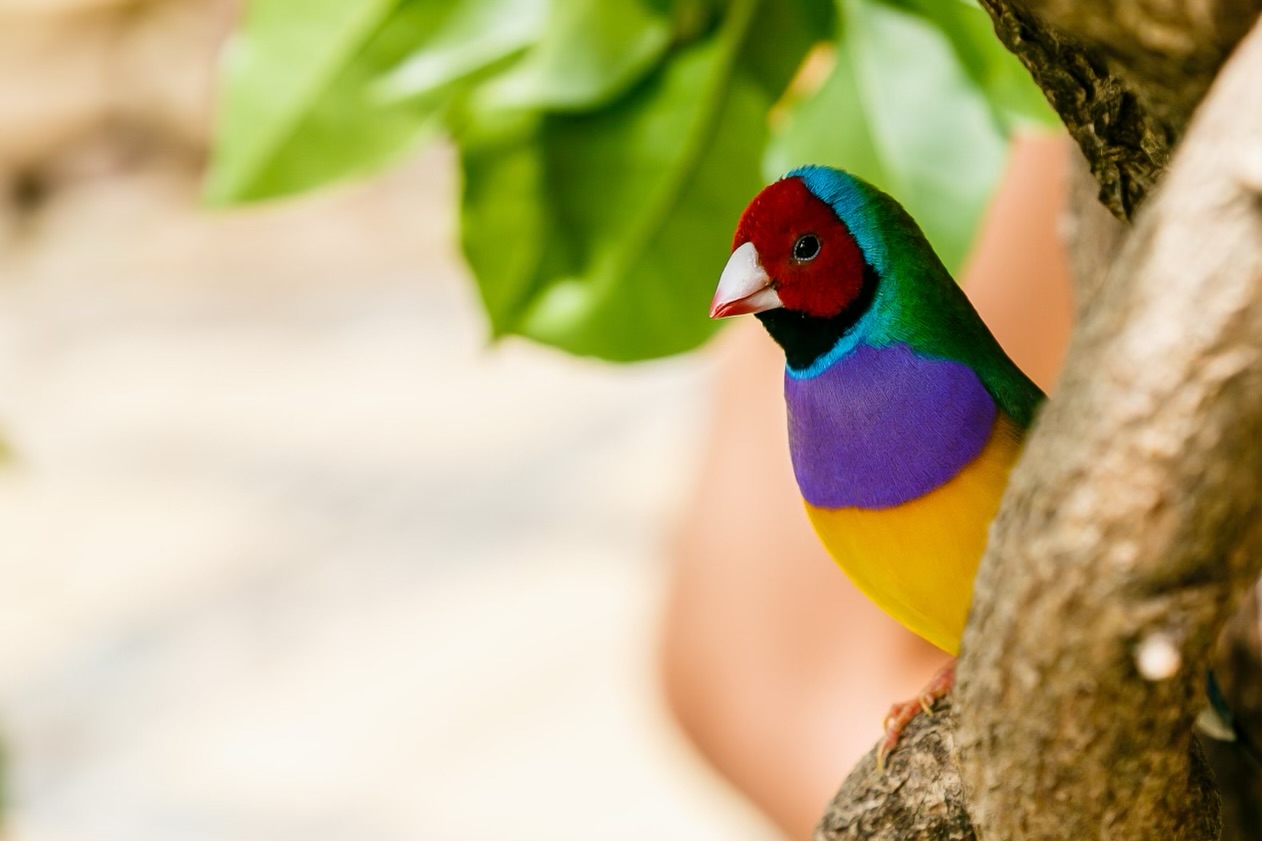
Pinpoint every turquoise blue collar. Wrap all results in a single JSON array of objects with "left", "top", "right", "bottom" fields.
[{"left": 785, "top": 308, "right": 875, "bottom": 379}]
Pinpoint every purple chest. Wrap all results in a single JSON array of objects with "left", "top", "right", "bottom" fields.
[{"left": 784, "top": 343, "right": 995, "bottom": 510}]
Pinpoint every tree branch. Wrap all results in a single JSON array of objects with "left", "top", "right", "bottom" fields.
[
  {"left": 817, "top": 13, "right": 1262, "bottom": 841},
  {"left": 814, "top": 703, "right": 970, "bottom": 841},
  {"left": 956, "top": 12, "right": 1262, "bottom": 839},
  {"left": 977, "top": 0, "right": 1261, "bottom": 220},
  {"left": 1029, "top": 0, "right": 1262, "bottom": 128},
  {"left": 978, "top": 0, "right": 1173, "bottom": 219}
]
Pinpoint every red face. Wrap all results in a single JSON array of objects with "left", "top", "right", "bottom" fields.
[{"left": 730, "top": 177, "right": 867, "bottom": 319}]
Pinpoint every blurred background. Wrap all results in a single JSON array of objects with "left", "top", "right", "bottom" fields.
[
  {"left": 0, "top": 1, "right": 1069, "bottom": 839},
  {"left": 0, "top": 2, "right": 779, "bottom": 838}
]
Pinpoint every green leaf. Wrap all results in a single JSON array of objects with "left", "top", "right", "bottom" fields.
[
  {"left": 373, "top": 0, "right": 549, "bottom": 103},
  {"left": 877, "top": 0, "right": 1056, "bottom": 129},
  {"left": 742, "top": 0, "right": 835, "bottom": 98},
  {"left": 463, "top": 0, "right": 770, "bottom": 360},
  {"left": 206, "top": 0, "right": 401, "bottom": 202},
  {"left": 210, "top": 0, "right": 1056, "bottom": 363},
  {"left": 766, "top": 0, "right": 1012, "bottom": 274},
  {"left": 460, "top": 110, "right": 548, "bottom": 335},
  {"left": 473, "top": 0, "right": 675, "bottom": 112},
  {"left": 207, "top": 0, "right": 545, "bottom": 203}
]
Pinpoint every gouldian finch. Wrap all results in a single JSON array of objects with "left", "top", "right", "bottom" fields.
[{"left": 710, "top": 166, "right": 1044, "bottom": 761}]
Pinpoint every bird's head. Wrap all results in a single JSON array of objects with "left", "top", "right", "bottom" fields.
[
  {"left": 711, "top": 168, "right": 882, "bottom": 370},
  {"left": 710, "top": 175, "right": 869, "bottom": 320}
]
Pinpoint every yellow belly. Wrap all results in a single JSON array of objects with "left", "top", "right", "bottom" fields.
[{"left": 805, "top": 414, "right": 1024, "bottom": 654}]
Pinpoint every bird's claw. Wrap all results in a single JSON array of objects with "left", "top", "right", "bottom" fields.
[{"left": 874, "top": 660, "right": 957, "bottom": 772}]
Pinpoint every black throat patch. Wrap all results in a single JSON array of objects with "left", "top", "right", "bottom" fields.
[{"left": 754, "top": 260, "right": 880, "bottom": 371}]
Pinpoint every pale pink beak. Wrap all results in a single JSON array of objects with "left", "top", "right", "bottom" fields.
[{"left": 710, "top": 242, "right": 784, "bottom": 318}]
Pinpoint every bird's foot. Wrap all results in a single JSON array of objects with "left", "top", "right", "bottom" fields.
[{"left": 876, "top": 659, "right": 956, "bottom": 772}]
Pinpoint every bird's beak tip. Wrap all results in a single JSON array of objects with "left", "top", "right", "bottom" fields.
[
  {"left": 710, "top": 242, "right": 782, "bottom": 319},
  {"left": 708, "top": 296, "right": 735, "bottom": 319}
]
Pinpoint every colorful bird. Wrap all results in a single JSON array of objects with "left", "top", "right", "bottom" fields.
[{"left": 709, "top": 166, "right": 1044, "bottom": 764}]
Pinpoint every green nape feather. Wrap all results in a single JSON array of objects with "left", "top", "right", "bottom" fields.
[{"left": 790, "top": 165, "right": 1045, "bottom": 429}]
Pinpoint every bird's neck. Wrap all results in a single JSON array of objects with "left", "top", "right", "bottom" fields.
[{"left": 755, "top": 262, "right": 879, "bottom": 371}]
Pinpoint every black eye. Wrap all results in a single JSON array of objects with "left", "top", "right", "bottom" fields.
[{"left": 793, "top": 234, "right": 820, "bottom": 262}]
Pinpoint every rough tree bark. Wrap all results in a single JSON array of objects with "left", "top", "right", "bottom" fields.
[
  {"left": 956, "top": 13, "right": 1262, "bottom": 836},
  {"left": 814, "top": 4, "right": 1262, "bottom": 840},
  {"left": 1030, "top": 0, "right": 1262, "bottom": 129},
  {"left": 979, "top": 0, "right": 1259, "bottom": 219},
  {"left": 977, "top": 0, "right": 1173, "bottom": 220}
]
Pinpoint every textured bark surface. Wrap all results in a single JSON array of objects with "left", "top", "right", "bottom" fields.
[
  {"left": 978, "top": 0, "right": 1260, "bottom": 221},
  {"left": 957, "top": 15, "right": 1262, "bottom": 839},
  {"left": 1031, "top": 0, "right": 1262, "bottom": 128},
  {"left": 814, "top": 703, "right": 971, "bottom": 841},
  {"left": 978, "top": 0, "right": 1174, "bottom": 219}
]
